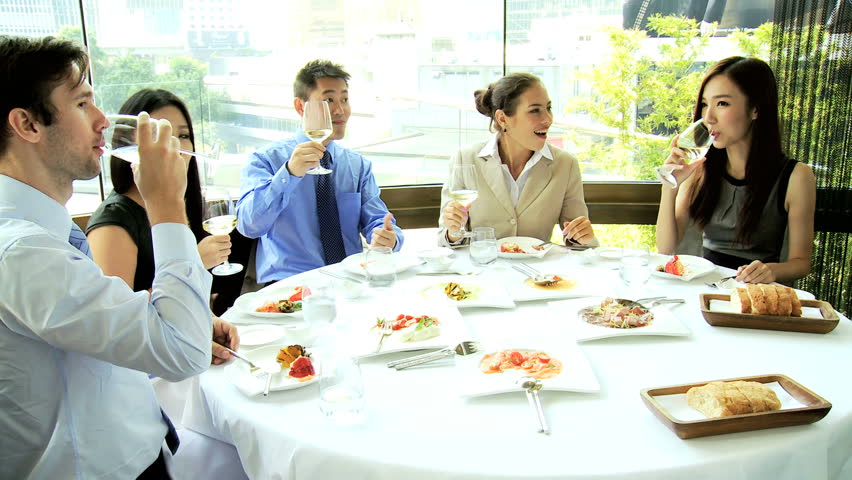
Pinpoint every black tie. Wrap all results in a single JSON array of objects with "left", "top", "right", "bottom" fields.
[
  {"left": 68, "top": 223, "right": 181, "bottom": 455},
  {"left": 315, "top": 151, "right": 347, "bottom": 264}
]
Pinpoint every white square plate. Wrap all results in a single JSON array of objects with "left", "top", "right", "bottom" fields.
[
  {"left": 549, "top": 297, "right": 691, "bottom": 342},
  {"left": 232, "top": 289, "right": 304, "bottom": 322},
  {"left": 238, "top": 325, "right": 290, "bottom": 347},
  {"left": 346, "top": 300, "right": 470, "bottom": 358},
  {"left": 497, "top": 236, "right": 551, "bottom": 259},
  {"left": 224, "top": 345, "right": 319, "bottom": 396},
  {"left": 417, "top": 277, "right": 516, "bottom": 309},
  {"left": 341, "top": 251, "right": 424, "bottom": 276},
  {"left": 457, "top": 343, "right": 600, "bottom": 398},
  {"left": 651, "top": 254, "right": 716, "bottom": 281}
]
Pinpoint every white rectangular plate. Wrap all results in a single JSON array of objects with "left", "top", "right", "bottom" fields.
[
  {"left": 341, "top": 251, "right": 424, "bottom": 277},
  {"left": 549, "top": 297, "right": 691, "bottom": 342},
  {"left": 497, "top": 236, "right": 551, "bottom": 259},
  {"left": 650, "top": 254, "right": 716, "bottom": 281},
  {"left": 416, "top": 277, "right": 516, "bottom": 309},
  {"left": 232, "top": 289, "right": 304, "bottom": 323},
  {"left": 508, "top": 268, "right": 603, "bottom": 302},
  {"left": 224, "top": 345, "right": 318, "bottom": 396},
  {"left": 347, "top": 300, "right": 470, "bottom": 358},
  {"left": 457, "top": 342, "right": 600, "bottom": 398}
]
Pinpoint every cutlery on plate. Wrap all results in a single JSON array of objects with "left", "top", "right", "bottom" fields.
[
  {"left": 217, "top": 342, "right": 276, "bottom": 394},
  {"left": 415, "top": 270, "right": 480, "bottom": 276},
  {"left": 706, "top": 275, "right": 737, "bottom": 289},
  {"left": 387, "top": 341, "right": 480, "bottom": 370},
  {"left": 534, "top": 241, "right": 594, "bottom": 251},
  {"left": 319, "top": 269, "right": 365, "bottom": 284},
  {"left": 512, "top": 263, "right": 558, "bottom": 286},
  {"left": 518, "top": 376, "right": 549, "bottom": 434},
  {"left": 374, "top": 318, "right": 393, "bottom": 353}
]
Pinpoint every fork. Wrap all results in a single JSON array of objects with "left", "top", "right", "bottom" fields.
[
  {"left": 535, "top": 241, "right": 594, "bottom": 251},
  {"left": 319, "top": 268, "right": 365, "bottom": 284},
  {"left": 387, "top": 341, "right": 480, "bottom": 370},
  {"left": 706, "top": 275, "right": 737, "bottom": 289},
  {"left": 217, "top": 343, "right": 275, "bottom": 395},
  {"left": 374, "top": 318, "right": 394, "bottom": 353},
  {"left": 512, "top": 263, "right": 558, "bottom": 286}
]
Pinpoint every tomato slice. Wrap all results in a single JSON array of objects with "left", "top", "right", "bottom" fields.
[
  {"left": 510, "top": 351, "right": 525, "bottom": 365},
  {"left": 538, "top": 355, "right": 551, "bottom": 364},
  {"left": 289, "top": 286, "right": 311, "bottom": 302}
]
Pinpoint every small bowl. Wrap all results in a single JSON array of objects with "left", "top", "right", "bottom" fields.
[
  {"left": 338, "top": 278, "right": 366, "bottom": 299},
  {"left": 418, "top": 247, "right": 454, "bottom": 271},
  {"left": 284, "top": 323, "right": 319, "bottom": 347}
]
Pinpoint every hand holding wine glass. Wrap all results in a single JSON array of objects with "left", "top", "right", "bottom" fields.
[
  {"left": 202, "top": 188, "right": 243, "bottom": 276},
  {"left": 655, "top": 119, "right": 712, "bottom": 188},
  {"left": 444, "top": 163, "right": 478, "bottom": 240},
  {"left": 302, "top": 100, "right": 333, "bottom": 175},
  {"left": 103, "top": 114, "right": 219, "bottom": 164}
]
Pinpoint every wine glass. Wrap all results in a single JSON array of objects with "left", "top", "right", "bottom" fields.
[
  {"left": 655, "top": 118, "right": 712, "bottom": 188},
  {"left": 202, "top": 188, "right": 244, "bottom": 276},
  {"left": 302, "top": 100, "right": 333, "bottom": 175},
  {"left": 446, "top": 163, "right": 478, "bottom": 238},
  {"left": 102, "top": 114, "right": 219, "bottom": 164}
]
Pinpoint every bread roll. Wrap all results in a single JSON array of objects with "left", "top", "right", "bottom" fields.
[
  {"left": 686, "top": 380, "right": 782, "bottom": 418},
  {"left": 730, "top": 287, "right": 752, "bottom": 314}
]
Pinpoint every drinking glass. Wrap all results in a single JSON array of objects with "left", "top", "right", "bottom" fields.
[
  {"left": 318, "top": 356, "right": 366, "bottom": 425},
  {"left": 446, "top": 163, "right": 478, "bottom": 238},
  {"left": 302, "top": 100, "right": 333, "bottom": 175},
  {"left": 102, "top": 114, "right": 219, "bottom": 164},
  {"left": 202, "top": 188, "right": 243, "bottom": 276},
  {"left": 302, "top": 278, "right": 338, "bottom": 332},
  {"left": 469, "top": 226, "right": 498, "bottom": 266},
  {"left": 364, "top": 246, "right": 396, "bottom": 288},
  {"left": 619, "top": 246, "right": 651, "bottom": 294},
  {"left": 655, "top": 119, "right": 713, "bottom": 188}
]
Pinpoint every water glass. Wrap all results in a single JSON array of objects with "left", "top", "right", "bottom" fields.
[
  {"left": 364, "top": 246, "right": 396, "bottom": 288},
  {"left": 469, "top": 227, "right": 498, "bottom": 266},
  {"left": 302, "top": 278, "right": 338, "bottom": 331},
  {"left": 318, "top": 356, "right": 366, "bottom": 425},
  {"left": 619, "top": 246, "right": 651, "bottom": 289}
]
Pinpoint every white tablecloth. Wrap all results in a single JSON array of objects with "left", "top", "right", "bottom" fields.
[{"left": 180, "top": 247, "right": 852, "bottom": 480}]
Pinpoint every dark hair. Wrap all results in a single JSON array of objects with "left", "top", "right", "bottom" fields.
[
  {"left": 0, "top": 36, "right": 89, "bottom": 156},
  {"left": 293, "top": 60, "right": 350, "bottom": 100},
  {"left": 111, "top": 89, "right": 205, "bottom": 241},
  {"left": 687, "top": 57, "right": 784, "bottom": 245},
  {"left": 474, "top": 73, "right": 541, "bottom": 132}
]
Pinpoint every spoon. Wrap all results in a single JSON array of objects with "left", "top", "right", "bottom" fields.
[{"left": 517, "top": 376, "right": 549, "bottom": 435}]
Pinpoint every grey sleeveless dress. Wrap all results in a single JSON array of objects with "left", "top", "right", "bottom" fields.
[{"left": 702, "top": 160, "right": 798, "bottom": 269}]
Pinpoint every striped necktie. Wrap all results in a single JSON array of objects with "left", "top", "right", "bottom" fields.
[
  {"left": 67, "top": 222, "right": 181, "bottom": 455},
  {"left": 315, "top": 151, "right": 347, "bottom": 264}
]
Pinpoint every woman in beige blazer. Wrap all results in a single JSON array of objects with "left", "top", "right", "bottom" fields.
[{"left": 438, "top": 73, "right": 596, "bottom": 246}]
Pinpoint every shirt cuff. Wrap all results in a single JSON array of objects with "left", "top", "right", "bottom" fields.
[{"left": 151, "top": 223, "right": 203, "bottom": 266}]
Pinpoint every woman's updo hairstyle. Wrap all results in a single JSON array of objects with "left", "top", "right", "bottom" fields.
[{"left": 474, "top": 72, "right": 541, "bottom": 132}]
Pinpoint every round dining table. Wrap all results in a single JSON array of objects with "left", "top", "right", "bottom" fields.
[{"left": 179, "top": 240, "right": 852, "bottom": 480}]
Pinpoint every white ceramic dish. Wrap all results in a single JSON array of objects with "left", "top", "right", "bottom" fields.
[
  {"left": 417, "top": 247, "right": 455, "bottom": 271},
  {"left": 594, "top": 246, "right": 622, "bottom": 260},
  {"left": 418, "top": 277, "right": 516, "bottom": 309},
  {"left": 457, "top": 343, "right": 600, "bottom": 398},
  {"left": 347, "top": 301, "right": 469, "bottom": 358},
  {"left": 651, "top": 254, "right": 716, "bottom": 281},
  {"left": 341, "top": 251, "right": 424, "bottom": 277},
  {"left": 232, "top": 290, "right": 304, "bottom": 322},
  {"left": 238, "top": 325, "right": 289, "bottom": 347},
  {"left": 549, "top": 297, "right": 691, "bottom": 342},
  {"left": 714, "top": 278, "right": 816, "bottom": 301},
  {"left": 496, "top": 236, "right": 551, "bottom": 259},
  {"left": 225, "top": 345, "right": 318, "bottom": 396},
  {"left": 508, "top": 269, "right": 601, "bottom": 302}
]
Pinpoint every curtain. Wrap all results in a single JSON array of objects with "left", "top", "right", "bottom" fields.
[{"left": 772, "top": 0, "right": 852, "bottom": 316}]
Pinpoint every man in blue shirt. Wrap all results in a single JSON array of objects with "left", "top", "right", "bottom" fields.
[{"left": 236, "top": 59, "right": 403, "bottom": 282}]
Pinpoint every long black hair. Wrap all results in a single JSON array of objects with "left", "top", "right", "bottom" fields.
[
  {"left": 687, "top": 57, "right": 785, "bottom": 245},
  {"left": 110, "top": 89, "right": 205, "bottom": 241}
]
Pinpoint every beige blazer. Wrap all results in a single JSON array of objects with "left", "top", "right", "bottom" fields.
[{"left": 437, "top": 141, "right": 590, "bottom": 244}]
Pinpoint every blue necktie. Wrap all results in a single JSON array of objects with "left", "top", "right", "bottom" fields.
[
  {"left": 316, "top": 151, "right": 347, "bottom": 264},
  {"left": 68, "top": 223, "right": 181, "bottom": 455}
]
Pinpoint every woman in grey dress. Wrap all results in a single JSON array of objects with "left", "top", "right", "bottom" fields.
[{"left": 655, "top": 57, "right": 816, "bottom": 284}]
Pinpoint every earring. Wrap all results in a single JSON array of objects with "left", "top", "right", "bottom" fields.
[{"left": 502, "top": 127, "right": 507, "bottom": 133}]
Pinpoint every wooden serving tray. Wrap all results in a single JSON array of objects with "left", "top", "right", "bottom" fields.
[
  {"left": 641, "top": 374, "right": 832, "bottom": 439},
  {"left": 699, "top": 293, "right": 839, "bottom": 334}
]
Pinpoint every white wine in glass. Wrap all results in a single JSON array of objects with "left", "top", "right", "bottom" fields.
[
  {"left": 655, "top": 118, "right": 713, "bottom": 188},
  {"left": 302, "top": 100, "right": 333, "bottom": 175},
  {"left": 102, "top": 114, "right": 219, "bottom": 164},
  {"left": 202, "top": 189, "right": 244, "bottom": 276},
  {"left": 447, "top": 163, "right": 478, "bottom": 238}
]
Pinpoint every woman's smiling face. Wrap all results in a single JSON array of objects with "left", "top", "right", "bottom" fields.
[{"left": 500, "top": 82, "right": 553, "bottom": 152}]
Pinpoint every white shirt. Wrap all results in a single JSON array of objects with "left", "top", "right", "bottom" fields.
[
  {"left": 478, "top": 134, "right": 553, "bottom": 207},
  {"left": 0, "top": 174, "right": 213, "bottom": 479}
]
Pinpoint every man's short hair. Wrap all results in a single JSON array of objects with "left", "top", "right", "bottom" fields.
[
  {"left": 293, "top": 59, "right": 350, "bottom": 100},
  {"left": 0, "top": 36, "right": 89, "bottom": 156}
]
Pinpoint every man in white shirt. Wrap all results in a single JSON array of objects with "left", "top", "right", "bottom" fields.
[{"left": 0, "top": 36, "right": 214, "bottom": 478}]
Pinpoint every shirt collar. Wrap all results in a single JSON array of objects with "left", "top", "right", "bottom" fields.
[
  {"left": 0, "top": 174, "right": 72, "bottom": 240},
  {"left": 478, "top": 133, "right": 554, "bottom": 162}
]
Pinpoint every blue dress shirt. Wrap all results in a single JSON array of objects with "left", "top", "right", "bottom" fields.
[
  {"left": 0, "top": 174, "right": 213, "bottom": 479},
  {"left": 236, "top": 133, "right": 404, "bottom": 282}
]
